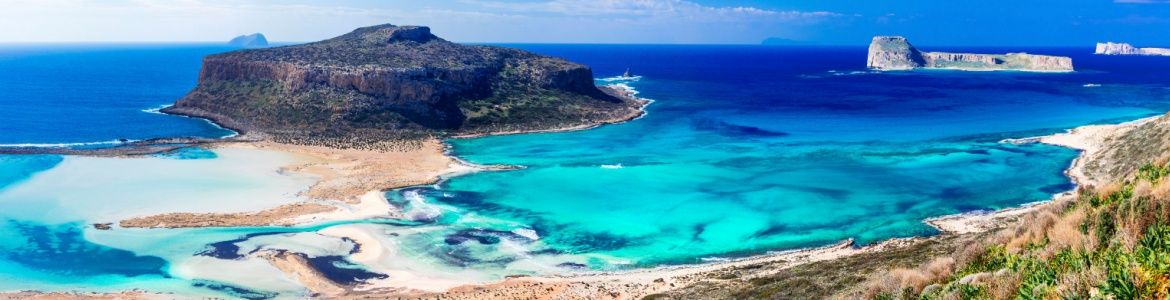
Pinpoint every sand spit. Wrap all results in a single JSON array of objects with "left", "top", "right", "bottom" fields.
[
  {"left": 118, "top": 139, "right": 473, "bottom": 228},
  {"left": 119, "top": 202, "right": 337, "bottom": 228},
  {"left": 257, "top": 250, "right": 349, "bottom": 298}
]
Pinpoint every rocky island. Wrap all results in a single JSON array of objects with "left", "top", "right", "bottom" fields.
[
  {"left": 227, "top": 33, "right": 268, "bottom": 48},
  {"left": 1095, "top": 42, "right": 1170, "bottom": 56},
  {"left": 866, "top": 36, "right": 1074, "bottom": 72},
  {"left": 169, "top": 24, "right": 645, "bottom": 149}
]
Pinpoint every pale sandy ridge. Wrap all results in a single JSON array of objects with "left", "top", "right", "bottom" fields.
[{"left": 118, "top": 139, "right": 473, "bottom": 228}]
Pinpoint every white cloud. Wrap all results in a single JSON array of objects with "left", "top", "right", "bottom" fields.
[
  {"left": 0, "top": 0, "right": 840, "bottom": 43},
  {"left": 464, "top": 0, "right": 839, "bottom": 21}
]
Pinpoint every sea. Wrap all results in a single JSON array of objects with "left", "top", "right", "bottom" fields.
[{"left": 1, "top": 43, "right": 1170, "bottom": 298}]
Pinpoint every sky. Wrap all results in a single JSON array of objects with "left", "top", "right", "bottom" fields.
[{"left": 0, "top": 0, "right": 1168, "bottom": 46}]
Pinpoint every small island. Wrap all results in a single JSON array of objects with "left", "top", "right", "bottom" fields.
[
  {"left": 169, "top": 24, "right": 646, "bottom": 149},
  {"left": 866, "top": 36, "right": 1074, "bottom": 72},
  {"left": 227, "top": 33, "right": 268, "bottom": 48},
  {"left": 1095, "top": 42, "right": 1170, "bottom": 56}
]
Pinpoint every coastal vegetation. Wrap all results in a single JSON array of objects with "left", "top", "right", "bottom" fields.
[{"left": 861, "top": 157, "right": 1170, "bottom": 299}]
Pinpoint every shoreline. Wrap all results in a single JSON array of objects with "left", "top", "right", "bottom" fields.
[
  {"left": 3, "top": 82, "right": 1155, "bottom": 298},
  {"left": 449, "top": 84, "right": 651, "bottom": 139},
  {"left": 340, "top": 113, "right": 1159, "bottom": 298}
]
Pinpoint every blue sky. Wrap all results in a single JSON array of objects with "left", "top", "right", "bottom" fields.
[{"left": 0, "top": 0, "right": 1168, "bottom": 46}]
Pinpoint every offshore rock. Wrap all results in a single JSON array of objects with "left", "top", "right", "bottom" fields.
[
  {"left": 867, "top": 36, "right": 1073, "bottom": 72},
  {"left": 1095, "top": 42, "right": 1170, "bottom": 56}
]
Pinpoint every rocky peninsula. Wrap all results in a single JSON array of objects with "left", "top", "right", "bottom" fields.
[
  {"left": 167, "top": 24, "right": 645, "bottom": 150},
  {"left": 866, "top": 36, "right": 1073, "bottom": 72},
  {"left": 1095, "top": 42, "right": 1170, "bottom": 56}
]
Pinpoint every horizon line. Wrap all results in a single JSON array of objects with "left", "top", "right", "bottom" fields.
[{"left": 0, "top": 41, "right": 1109, "bottom": 48}]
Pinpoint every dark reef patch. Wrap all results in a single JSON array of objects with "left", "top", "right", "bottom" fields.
[
  {"left": 1, "top": 221, "right": 168, "bottom": 277},
  {"left": 693, "top": 119, "right": 789, "bottom": 138},
  {"left": 305, "top": 255, "right": 388, "bottom": 285},
  {"left": 197, "top": 232, "right": 286, "bottom": 260}
]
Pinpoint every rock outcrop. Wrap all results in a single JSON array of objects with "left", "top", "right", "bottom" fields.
[
  {"left": 1095, "top": 42, "right": 1170, "bottom": 56},
  {"left": 228, "top": 33, "right": 268, "bottom": 48},
  {"left": 867, "top": 36, "right": 1074, "bottom": 72},
  {"left": 169, "top": 24, "right": 645, "bottom": 149}
]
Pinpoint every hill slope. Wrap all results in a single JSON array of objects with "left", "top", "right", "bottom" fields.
[{"left": 166, "top": 24, "right": 644, "bottom": 148}]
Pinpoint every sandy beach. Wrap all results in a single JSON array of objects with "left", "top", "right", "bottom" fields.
[
  {"left": 117, "top": 139, "right": 475, "bottom": 228},
  {"left": 326, "top": 114, "right": 1160, "bottom": 299}
]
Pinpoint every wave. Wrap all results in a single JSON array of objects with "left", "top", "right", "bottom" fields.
[
  {"left": 402, "top": 190, "right": 443, "bottom": 222},
  {"left": 141, "top": 104, "right": 172, "bottom": 114},
  {"left": 596, "top": 75, "right": 642, "bottom": 83},
  {"left": 600, "top": 164, "right": 623, "bottom": 169},
  {"left": 511, "top": 228, "right": 540, "bottom": 241},
  {"left": 0, "top": 139, "right": 138, "bottom": 148},
  {"left": 143, "top": 104, "right": 240, "bottom": 138},
  {"left": 1083, "top": 83, "right": 1102, "bottom": 88}
]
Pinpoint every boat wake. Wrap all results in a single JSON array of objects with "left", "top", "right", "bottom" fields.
[{"left": 598, "top": 75, "right": 642, "bottom": 82}]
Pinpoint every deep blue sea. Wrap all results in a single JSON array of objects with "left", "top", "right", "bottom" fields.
[
  {"left": 0, "top": 44, "right": 234, "bottom": 146},
  {"left": 2, "top": 43, "right": 1170, "bottom": 297}
]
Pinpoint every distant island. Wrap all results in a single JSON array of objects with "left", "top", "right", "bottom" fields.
[
  {"left": 227, "top": 33, "right": 268, "bottom": 48},
  {"left": 866, "top": 36, "right": 1074, "bottom": 72},
  {"left": 167, "top": 24, "right": 645, "bottom": 149},
  {"left": 1095, "top": 42, "right": 1170, "bottom": 56}
]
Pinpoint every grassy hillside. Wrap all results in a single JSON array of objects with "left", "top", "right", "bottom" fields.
[{"left": 864, "top": 157, "right": 1170, "bottom": 299}]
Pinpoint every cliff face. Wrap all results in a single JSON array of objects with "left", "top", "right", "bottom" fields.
[
  {"left": 867, "top": 36, "right": 1074, "bottom": 72},
  {"left": 1096, "top": 42, "right": 1170, "bottom": 56},
  {"left": 866, "top": 36, "right": 925, "bottom": 70},
  {"left": 168, "top": 24, "right": 643, "bottom": 148}
]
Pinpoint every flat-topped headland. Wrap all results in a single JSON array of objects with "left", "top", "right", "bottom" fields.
[
  {"left": 867, "top": 36, "right": 1074, "bottom": 72},
  {"left": 164, "top": 24, "right": 646, "bottom": 151},
  {"left": 1095, "top": 42, "right": 1170, "bottom": 56}
]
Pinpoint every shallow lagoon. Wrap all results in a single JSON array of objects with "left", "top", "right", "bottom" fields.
[{"left": 2, "top": 45, "right": 1170, "bottom": 296}]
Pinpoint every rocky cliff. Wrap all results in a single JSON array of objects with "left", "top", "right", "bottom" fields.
[
  {"left": 1095, "top": 42, "right": 1170, "bottom": 56},
  {"left": 867, "top": 36, "right": 1074, "bottom": 72},
  {"left": 228, "top": 33, "right": 268, "bottom": 48},
  {"left": 167, "top": 24, "right": 644, "bottom": 148}
]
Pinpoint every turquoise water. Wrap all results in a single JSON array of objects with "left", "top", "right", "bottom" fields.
[{"left": 2, "top": 44, "right": 1170, "bottom": 297}]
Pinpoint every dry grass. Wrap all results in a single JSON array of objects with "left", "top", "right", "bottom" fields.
[{"left": 860, "top": 154, "right": 1170, "bottom": 299}]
